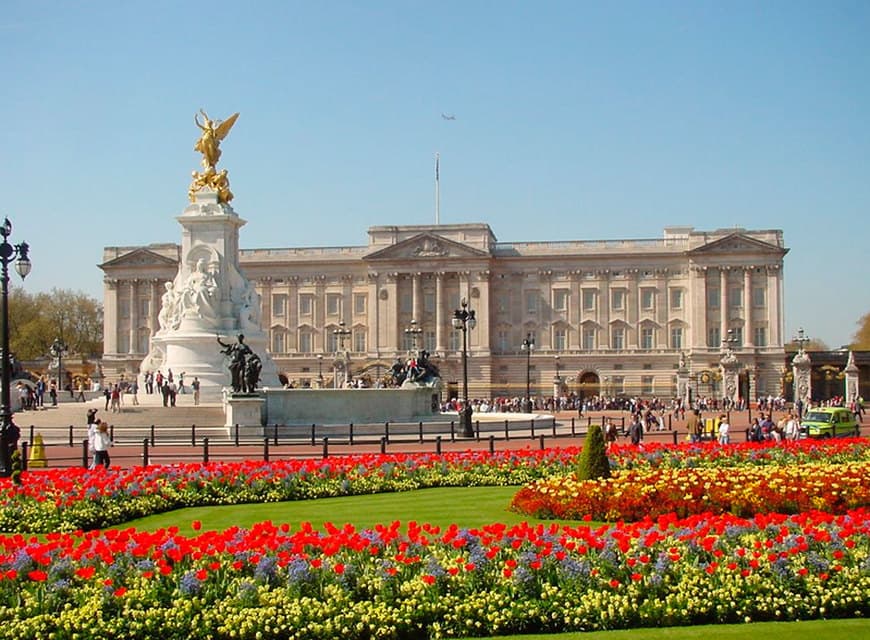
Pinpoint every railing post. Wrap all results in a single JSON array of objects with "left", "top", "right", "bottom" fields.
[
  {"left": 475, "top": 420, "right": 480, "bottom": 442},
  {"left": 539, "top": 434, "right": 545, "bottom": 450},
  {"left": 552, "top": 418, "right": 557, "bottom": 437},
  {"left": 69, "top": 425, "right": 74, "bottom": 447},
  {"left": 234, "top": 424, "right": 240, "bottom": 447},
  {"left": 450, "top": 421, "right": 456, "bottom": 442},
  {"left": 673, "top": 431, "right": 678, "bottom": 445},
  {"left": 142, "top": 438, "right": 149, "bottom": 467},
  {"left": 587, "top": 416, "right": 592, "bottom": 428},
  {"left": 273, "top": 424, "right": 279, "bottom": 446},
  {"left": 322, "top": 437, "right": 329, "bottom": 459},
  {"left": 109, "top": 424, "right": 115, "bottom": 442},
  {"left": 488, "top": 435, "right": 495, "bottom": 455},
  {"left": 418, "top": 421, "right": 424, "bottom": 444},
  {"left": 263, "top": 438, "right": 270, "bottom": 462},
  {"left": 571, "top": 417, "right": 576, "bottom": 437},
  {"left": 19, "top": 443, "right": 28, "bottom": 472},
  {"left": 311, "top": 424, "right": 316, "bottom": 446},
  {"left": 29, "top": 425, "right": 34, "bottom": 444},
  {"left": 504, "top": 419, "right": 510, "bottom": 441},
  {"left": 668, "top": 414, "right": 672, "bottom": 430},
  {"left": 81, "top": 439, "right": 89, "bottom": 468},
  {"left": 349, "top": 423, "right": 354, "bottom": 446},
  {"left": 203, "top": 437, "right": 209, "bottom": 464},
  {"left": 435, "top": 435, "right": 442, "bottom": 455},
  {"left": 745, "top": 428, "right": 750, "bottom": 442},
  {"left": 150, "top": 424, "right": 155, "bottom": 447},
  {"left": 380, "top": 436, "right": 387, "bottom": 454},
  {"left": 530, "top": 419, "right": 535, "bottom": 440},
  {"left": 191, "top": 424, "right": 196, "bottom": 447},
  {"left": 385, "top": 422, "right": 390, "bottom": 444}
]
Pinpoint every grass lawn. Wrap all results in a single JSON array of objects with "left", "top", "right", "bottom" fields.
[{"left": 118, "top": 487, "right": 869, "bottom": 640}]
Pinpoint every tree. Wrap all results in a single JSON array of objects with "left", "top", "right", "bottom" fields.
[
  {"left": 576, "top": 423, "right": 611, "bottom": 481},
  {"left": 8, "top": 287, "right": 103, "bottom": 360},
  {"left": 851, "top": 312, "right": 870, "bottom": 350},
  {"left": 784, "top": 337, "right": 829, "bottom": 352}
]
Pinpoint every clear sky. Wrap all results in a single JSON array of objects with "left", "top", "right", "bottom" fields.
[{"left": 1, "top": 1, "right": 867, "bottom": 348}]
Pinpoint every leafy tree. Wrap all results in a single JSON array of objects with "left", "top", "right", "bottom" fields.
[
  {"left": 8, "top": 287, "right": 103, "bottom": 360},
  {"left": 851, "top": 312, "right": 870, "bottom": 350},
  {"left": 784, "top": 337, "right": 829, "bottom": 352},
  {"left": 576, "top": 423, "right": 611, "bottom": 481}
]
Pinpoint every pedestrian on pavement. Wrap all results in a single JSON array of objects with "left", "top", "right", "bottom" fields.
[
  {"left": 717, "top": 414, "right": 730, "bottom": 445},
  {"left": 93, "top": 421, "right": 112, "bottom": 469},
  {"left": 103, "top": 386, "right": 111, "bottom": 411},
  {"left": 192, "top": 377, "right": 201, "bottom": 406}
]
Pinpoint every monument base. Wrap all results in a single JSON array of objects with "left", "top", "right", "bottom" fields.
[
  {"left": 225, "top": 394, "right": 265, "bottom": 429},
  {"left": 142, "top": 329, "right": 279, "bottom": 400},
  {"left": 251, "top": 386, "right": 442, "bottom": 427}
]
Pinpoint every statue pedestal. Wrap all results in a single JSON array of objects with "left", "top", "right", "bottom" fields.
[{"left": 225, "top": 394, "right": 265, "bottom": 429}]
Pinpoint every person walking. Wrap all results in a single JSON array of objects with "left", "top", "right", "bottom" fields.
[
  {"left": 686, "top": 409, "right": 702, "bottom": 443},
  {"left": 192, "top": 377, "right": 201, "bottom": 406},
  {"left": 130, "top": 380, "right": 139, "bottom": 406}
]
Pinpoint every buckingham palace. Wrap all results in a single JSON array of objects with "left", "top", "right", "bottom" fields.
[{"left": 99, "top": 223, "right": 788, "bottom": 403}]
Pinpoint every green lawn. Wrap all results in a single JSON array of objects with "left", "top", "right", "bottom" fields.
[{"left": 118, "top": 487, "right": 869, "bottom": 640}]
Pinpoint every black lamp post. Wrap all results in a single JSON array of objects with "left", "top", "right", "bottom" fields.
[
  {"left": 0, "top": 218, "right": 31, "bottom": 477},
  {"left": 452, "top": 298, "right": 476, "bottom": 437},
  {"left": 521, "top": 333, "right": 534, "bottom": 413},
  {"left": 50, "top": 338, "right": 68, "bottom": 400},
  {"left": 404, "top": 319, "right": 422, "bottom": 354}
]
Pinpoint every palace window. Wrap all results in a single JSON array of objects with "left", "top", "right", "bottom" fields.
[
  {"left": 299, "top": 294, "right": 313, "bottom": 316},
  {"left": 553, "top": 289, "right": 569, "bottom": 312},
  {"left": 669, "top": 288, "right": 683, "bottom": 310},
  {"left": 611, "top": 326, "right": 624, "bottom": 350},
  {"left": 272, "top": 331, "right": 285, "bottom": 354},
  {"left": 298, "top": 330, "right": 312, "bottom": 353},
  {"left": 582, "top": 327, "right": 596, "bottom": 350},
  {"left": 707, "top": 287, "right": 720, "bottom": 308},
  {"left": 729, "top": 287, "right": 742, "bottom": 309},
  {"left": 641, "top": 288, "right": 655, "bottom": 311},
  {"left": 611, "top": 289, "right": 625, "bottom": 311},
  {"left": 272, "top": 294, "right": 287, "bottom": 317},
  {"left": 708, "top": 327, "right": 721, "bottom": 348},
  {"left": 582, "top": 289, "right": 596, "bottom": 311},
  {"left": 354, "top": 293, "right": 367, "bottom": 315},
  {"left": 525, "top": 291, "right": 539, "bottom": 314},
  {"left": 640, "top": 326, "right": 654, "bottom": 349},
  {"left": 670, "top": 327, "right": 683, "bottom": 349},
  {"left": 423, "top": 330, "right": 436, "bottom": 352},
  {"left": 553, "top": 327, "right": 567, "bottom": 351},
  {"left": 753, "top": 286, "right": 765, "bottom": 308},
  {"left": 326, "top": 294, "right": 341, "bottom": 316},
  {"left": 641, "top": 376, "right": 654, "bottom": 395},
  {"left": 754, "top": 326, "right": 767, "bottom": 347},
  {"left": 139, "top": 298, "right": 150, "bottom": 319},
  {"left": 354, "top": 329, "right": 366, "bottom": 353}
]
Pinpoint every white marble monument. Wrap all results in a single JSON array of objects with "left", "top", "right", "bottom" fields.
[{"left": 139, "top": 111, "right": 279, "bottom": 397}]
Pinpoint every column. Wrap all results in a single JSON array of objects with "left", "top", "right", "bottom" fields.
[
  {"left": 128, "top": 279, "right": 138, "bottom": 354},
  {"left": 719, "top": 267, "right": 728, "bottom": 340},
  {"left": 435, "top": 272, "right": 445, "bottom": 352},
  {"left": 743, "top": 267, "right": 753, "bottom": 348},
  {"left": 104, "top": 279, "right": 119, "bottom": 356},
  {"left": 412, "top": 272, "right": 423, "bottom": 322}
]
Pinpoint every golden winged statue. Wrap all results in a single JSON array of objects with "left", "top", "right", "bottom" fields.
[
  {"left": 190, "top": 110, "right": 239, "bottom": 204},
  {"left": 194, "top": 109, "right": 239, "bottom": 171}
]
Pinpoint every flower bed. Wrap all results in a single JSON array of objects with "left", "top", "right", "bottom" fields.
[
  {"left": 0, "top": 510, "right": 868, "bottom": 639},
  {"left": 1, "top": 440, "right": 867, "bottom": 534},
  {"left": 510, "top": 461, "right": 870, "bottom": 521}
]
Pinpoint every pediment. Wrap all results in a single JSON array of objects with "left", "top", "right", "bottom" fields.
[
  {"left": 99, "top": 248, "right": 179, "bottom": 269},
  {"left": 688, "top": 233, "right": 786, "bottom": 256},
  {"left": 364, "top": 233, "right": 490, "bottom": 261}
]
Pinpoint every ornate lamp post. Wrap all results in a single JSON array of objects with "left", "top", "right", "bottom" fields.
[
  {"left": 49, "top": 338, "right": 68, "bottom": 399},
  {"left": 451, "top": 298, "right": 476, "bottom": 437},
  {"left": 332, "top": 321, "right": 352, "bottom": 388},
  {"left": 0, "top": 218, "right": 31, "bottom": 477},
  {"left": 404, "top": 319, "right": 422, "bottom": 354},
  {"left": 317, "top": 354, "right": 323, "bottom": 387},
  {"left": 521, "top": 333, "right": 535, "bottom": 413},
  {"left": 720, "top": 329, "right": 740, "bottom": 410}
]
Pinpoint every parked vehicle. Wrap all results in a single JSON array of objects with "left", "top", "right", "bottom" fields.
[{"left": 801, "top": 407, "right": 859, "bottom": 439}]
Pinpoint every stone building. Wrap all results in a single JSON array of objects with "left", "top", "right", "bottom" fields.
[{"left": 100, "top": 223, "right": 788, "bottom": 402}]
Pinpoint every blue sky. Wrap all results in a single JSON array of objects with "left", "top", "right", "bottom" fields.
[{"left": 1, "top": 1, "right": 867, "bottom": 348}]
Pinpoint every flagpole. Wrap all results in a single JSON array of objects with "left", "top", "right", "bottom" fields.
[{"left": 435, "top": 152, "right": 440, "bottom": 225}]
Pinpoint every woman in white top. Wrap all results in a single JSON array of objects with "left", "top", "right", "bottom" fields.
[
  {"left": 784, "top": 413, "right": 801, "bottom": 441},
  {"left": 717, "top": 415, "right": 730, "bottom": 445}
]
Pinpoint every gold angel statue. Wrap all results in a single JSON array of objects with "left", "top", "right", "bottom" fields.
[{"left": 194, "top": 109, "right": 239, "bottom": 171}]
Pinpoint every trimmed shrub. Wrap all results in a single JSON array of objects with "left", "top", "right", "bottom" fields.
[{"left": 576, "top": 423, "right": 611, "bottom": 480}]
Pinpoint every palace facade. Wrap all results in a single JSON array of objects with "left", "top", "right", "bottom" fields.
[{"left": 100, "top": 223, "right": 788, "bottom": 402}]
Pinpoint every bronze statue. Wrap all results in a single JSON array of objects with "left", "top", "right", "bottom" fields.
[{"left": 217, "top": 334, "right": 253, "bottom": 393}]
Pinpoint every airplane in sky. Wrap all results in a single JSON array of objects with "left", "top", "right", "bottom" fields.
[{"left": 441, "top": 113, "right": 456, "bottom": 120}]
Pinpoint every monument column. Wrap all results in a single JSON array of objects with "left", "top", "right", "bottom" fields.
[{"left": 845, "top": 351, "right": 860, "bottom": 407}]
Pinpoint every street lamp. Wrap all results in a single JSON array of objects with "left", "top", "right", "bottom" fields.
[
  {"left": 49, "top": 338, "right": 68, "bottom": 402},
  {"left": 793, "top": 327, "right": 810, "bottom": 353},
  {"left": 0, "top": 218, "right": 31, "bottom": 477},
  {"left": 451, "top": 298, "right": 476, "bottom": 437},
  {"left": 404, "top": 319, "right": 422, "bottom": 354},
  {"left": 521, "top": 333, "right": 535, "bottom": 413}
]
